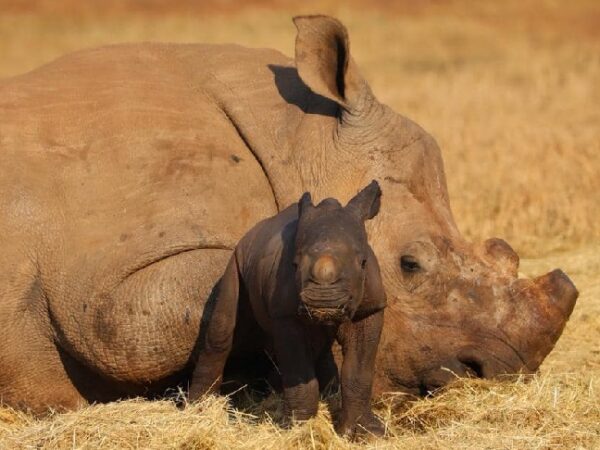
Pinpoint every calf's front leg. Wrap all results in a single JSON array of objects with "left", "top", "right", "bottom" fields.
[
  {"left": 336, "top": 309, "right": 385, "bottom": 438},
  {"left": 189, "top": 255, "right": 240, "bottom": 400},
  {"left": 272, "top": 318, "right": 320, "bottom": 422}
]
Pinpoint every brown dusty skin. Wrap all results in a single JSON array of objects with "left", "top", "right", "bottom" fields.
[{"left": 0, "top": 11, "right": 580, "bottom": 413}]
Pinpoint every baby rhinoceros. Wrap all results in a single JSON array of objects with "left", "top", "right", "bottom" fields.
[{"left": 189, "top": 181, "right": 387, "bottom": 437}]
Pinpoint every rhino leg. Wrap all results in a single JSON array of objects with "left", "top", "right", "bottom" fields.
[
  {"left": 272, "top": 319, "right": 320, "bottom": 422},
  {"left": 47, "top": 249, "right": 232, "bottom": 392},
  {"left": 336, "top": 310, "right": 385, "bottom": 438},
  {"left": 316, "top": 346, "right": 340, "bottom": 395},
  {"left": 189, "top": 254, "right": 240, "bottom": 400},
  {"left": 0, "top": 266, "right": 86, "bottom": 414}
]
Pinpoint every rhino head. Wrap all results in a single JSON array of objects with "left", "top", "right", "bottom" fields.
[
  {"left": 294, "top": 181, "right": 382, "bottom": 324},
  {"left": 290, "top": 15, "right": 578, "bottom": 395}
]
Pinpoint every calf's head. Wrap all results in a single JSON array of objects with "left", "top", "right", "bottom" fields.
[
  {"left": 294, "top": 181, "right": 382, "bottom": 324},
  {"left": 289, "top": 15, "right": 579, "bottom": 394}
]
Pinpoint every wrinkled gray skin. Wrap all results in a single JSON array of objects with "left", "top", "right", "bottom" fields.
[
  {"left": 190, "top": 181, "right": 387, "bottom": 437},
  {"left": 0, "top": 15, "right": 577, "bottom": 412}
]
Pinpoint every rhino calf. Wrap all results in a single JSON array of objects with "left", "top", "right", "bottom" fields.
[{"left": 189, "top": 181, "right": 387, "bottom": 436}]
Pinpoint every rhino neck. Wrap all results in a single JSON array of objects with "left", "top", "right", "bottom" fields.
[
  {"left": 198, "top": 53, "right": 345, "bottom": 210},
  {"left": 336, "top": 99, "right": 462, "bottom": 244},
  {"left": 199, "top": 46, "right": 458, "bottom": 233},
  {"left": 211, "top": 81, "right": 372, "bottom": 208}
]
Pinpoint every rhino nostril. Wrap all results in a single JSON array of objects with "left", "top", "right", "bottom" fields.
[{"left": 458, "top": 357, "right": 484, "bottom": 378}]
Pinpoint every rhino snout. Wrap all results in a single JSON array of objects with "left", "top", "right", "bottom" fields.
[
  {"left": 310, "top": 254, "right": 340, "bottom": 285},
  {"left": 298, "top": 271, "right": 352, "bottom": 323}
]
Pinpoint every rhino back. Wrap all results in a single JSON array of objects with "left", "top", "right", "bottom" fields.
[
  {"left": 0, "top": 43, "right": 285, "bottom": 277},
  {"left": 0, "top": 43, "right": 292, "bottom": 380}
]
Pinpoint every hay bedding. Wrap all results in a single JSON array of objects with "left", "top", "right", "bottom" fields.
[{"left": 0, "top": 371, "right": 597, "bottom": 449}]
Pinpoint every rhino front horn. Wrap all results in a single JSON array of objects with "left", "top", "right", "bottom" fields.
[
  {"left": 312, "top": 255, "right": 339, "bottom": 284},
  {"left": 534, "top": 269, "right": 579, "bottom": 317}
]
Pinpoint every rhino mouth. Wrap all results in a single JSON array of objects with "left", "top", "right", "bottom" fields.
[
  {"left": 297, "top": 303, "right": 348, "bottom": 323},
  {"left": 416, "top": 344, "right": 531, "bottom": 395},
  {"left": 298, "top": 284, "right": 351, "bottom": 323}
]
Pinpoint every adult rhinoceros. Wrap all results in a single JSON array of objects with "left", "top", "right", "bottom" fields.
[{"left": 0, "top": 15, "right": 577, "bottom": 413}]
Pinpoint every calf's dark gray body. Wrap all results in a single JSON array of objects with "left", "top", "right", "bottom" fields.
[{"left": 190, "top": 183, "right": 386, "bottom": 436}]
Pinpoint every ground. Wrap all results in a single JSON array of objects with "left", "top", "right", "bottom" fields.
[{"left": 0, "top": 1, "right": 598, "bottom": 448}]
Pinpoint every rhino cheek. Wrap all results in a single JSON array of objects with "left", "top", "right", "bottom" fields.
[{"left": 377, "top": 277, "right": 542, "bottom": 393}]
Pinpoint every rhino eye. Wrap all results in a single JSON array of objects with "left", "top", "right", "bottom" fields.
[
  {"left": 400, "top": 255, "right": 421, "bottom": 273},
  {"left": 361, "top": 258, "right": 367, "bottom": 269}
]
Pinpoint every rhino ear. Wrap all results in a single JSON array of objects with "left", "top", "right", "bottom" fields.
[
  {"left": 293, "top": 15, "right": 367, "bottom": 110},
  {"left": 298, "top": 192, "right": 314, "bottom": 217},
  {"left": 346, "top": 180, "right": 382, "bottom": 221}
]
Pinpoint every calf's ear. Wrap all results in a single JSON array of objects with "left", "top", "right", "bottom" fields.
[
  {"left": 293, "top": 15, "right": 368, "bottom": 111},
  {"left": 346, "top": 180, "right": 382, "bottom": 221},
  {"left": 298, "top": 192, "right": 314, "bottom": 217}
]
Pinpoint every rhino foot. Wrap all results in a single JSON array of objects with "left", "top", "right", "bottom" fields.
[{"left": 335, "top": 411, "right": 385, "bottom": 439}]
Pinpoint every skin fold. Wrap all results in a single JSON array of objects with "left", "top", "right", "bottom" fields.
[
  {"left": 190, "top": 181, "right": 386, "bottom": 437},
  {"left": 0, "top": 15, "right": 578, "bottom": 412}
]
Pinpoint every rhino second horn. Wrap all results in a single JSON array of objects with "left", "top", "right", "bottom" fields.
[
  {"left": 534, "top": 269, "right": 579, "bottom": 318},
  {"left": 484, "top": 238, "right": 519, "bottom": 274}
]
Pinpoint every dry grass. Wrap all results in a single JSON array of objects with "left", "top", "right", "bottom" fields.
[
  {"left": 0, "top": 1, "right": 598, "bottom": 448},
  {"left": 0, "top": 361, "right": 597, "bottom": 449}
]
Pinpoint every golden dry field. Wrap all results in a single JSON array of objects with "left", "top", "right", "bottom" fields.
[{"left": 0, "top": 1, "right": 598, "bottom": 448}]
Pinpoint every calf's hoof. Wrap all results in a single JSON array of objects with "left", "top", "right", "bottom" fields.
[
  {"left": 188, "top": 379, "right": 220, "bottom": 402},
  {"left": 335, "top": 411, "right": 385, "bottom": 439},
  {"left": 283, "top": 407, "right": 319, "bottom": 427}
]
